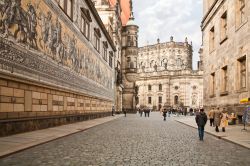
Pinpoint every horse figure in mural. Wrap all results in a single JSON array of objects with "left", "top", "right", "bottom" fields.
[
  {"left": 0, "top": 0, "right": 38, "bottom": 49},
  {"left": 38, "top": 11, "right": 53, "bottom": 55},
  {"left": 38, "top": 12, "right": 66, "bottom": 63}
]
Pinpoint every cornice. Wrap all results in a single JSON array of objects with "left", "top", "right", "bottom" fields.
[{"left": 201, "top": 0, "right": 225, "bottom": 30}]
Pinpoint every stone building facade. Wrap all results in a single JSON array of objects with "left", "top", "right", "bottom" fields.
[
  {"left": 0, "top": 0, "right": 116, "bottom": 136},
  {"left": 94, "top": 0, "right": 123, "bottom": 113},
  {"left": 201, "top": 0, "right": 250, "bottom": 119},
  {"left": 136, "top": 38, "right": 203, "bottom": 110}
]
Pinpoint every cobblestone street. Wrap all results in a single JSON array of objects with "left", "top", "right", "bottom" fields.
[{"left": 0, "top": 113, "right": 250, "bottom": 166}]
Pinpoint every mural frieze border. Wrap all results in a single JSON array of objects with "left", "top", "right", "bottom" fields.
[{"left": 0, "top": 38, "right": 114, "bottom": 101}]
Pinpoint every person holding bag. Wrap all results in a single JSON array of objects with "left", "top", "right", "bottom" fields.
[{"left": 220, "top": 108, "right": 229, "bottom": 132}]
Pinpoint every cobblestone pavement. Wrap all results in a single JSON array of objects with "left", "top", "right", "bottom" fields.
[{"left": 0, "top": 113, "right": 250, "bottom": 166}]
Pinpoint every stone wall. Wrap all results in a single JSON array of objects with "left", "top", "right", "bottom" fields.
[{"left": 0, "top": 77, "right": 112, "bottom": 136}]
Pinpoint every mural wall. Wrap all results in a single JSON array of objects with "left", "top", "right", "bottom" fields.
[{"left": 0, "top": 0, "right": 114, "bottom": 100}]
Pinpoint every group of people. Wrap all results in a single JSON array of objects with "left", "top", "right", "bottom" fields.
[
  {"left": 195, "top": 107, "right": 230, "bottom": 141},
  {"left": 138, "top": 108, "right": 151, "bottom": 117},
  {"left": 208, "top": 107, "right": 229, "bottom": 132}
]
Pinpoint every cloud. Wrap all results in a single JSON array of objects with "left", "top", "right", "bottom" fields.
[{"left": 133, "top": 0, "right": 202, "bottom": 69}]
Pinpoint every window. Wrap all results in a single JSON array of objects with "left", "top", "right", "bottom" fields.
[
  {"left": 209, "top": 27, "right": 215, "bottom": 51},
  {"left": 58, "top": 0, "right": 73, "bottom": 20},
  {"left": 81, "top": 16, "right": 89, "bottom": 39},
  {"left": 80, "top": 8, "right": 92, "bottom": 39},
  {"left": 148, "top": 85, "right": 152, "bottom": 91},
  {"left": 103, "top": 46, "right": 107, "bottom": 61},
  {"left": 159, "top": 84, "right": 162, "bottom": 91},
  {"left": 94, "top": 28, "right": 101, "bottom": 52},
  {"left": 236, "top": 0, "right": 246, "bottom": 27},
  {"left": 109, "top": 51, "right": 113, "bottom": 68},
  {"left": 220, "top": 11, "right": 227, "bottom": 42},
  {"left": 238, "top": 56, "right": 246, "bottom": 89},
  {"left": 103, "top": 41, "right": 108, "bottom": 61},
  {"left": 148, "top": 97, "right": 152, "bottom": 104},
  {"left": 158, "top": 96, "right": 162, "bottom": 104},
  {"left": 94, "top": 34, "right": 100, "bottom": 51},
  {"left": 210, "top": 72, "right": 215, "bottom": 96},
  {"left": 221, "top": 66, "right": 228, "bottom": 93}
]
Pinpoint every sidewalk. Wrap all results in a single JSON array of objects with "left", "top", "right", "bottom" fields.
[
  {"left": 0, "top": 115, "right": 122, "bottom": 158},
  {"left": 174, "top": 116, "right": 250, "bottom": 149}
]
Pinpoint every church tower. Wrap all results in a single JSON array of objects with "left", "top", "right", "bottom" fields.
[{"left": 121, "top": 0, "right": 139, "bottom": 113}]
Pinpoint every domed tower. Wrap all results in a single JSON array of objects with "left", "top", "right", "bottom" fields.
[{"left": 121, "top": 0, "right": 139, "bottom": 113}]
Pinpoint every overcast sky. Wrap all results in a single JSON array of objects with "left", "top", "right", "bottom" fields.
[{"left": 133, "top": 0, "right": 203, "bottom": 69}]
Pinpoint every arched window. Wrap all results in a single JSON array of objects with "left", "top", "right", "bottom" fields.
[{"left": 174, "top": 95, "right": 179, "bottom": 105}]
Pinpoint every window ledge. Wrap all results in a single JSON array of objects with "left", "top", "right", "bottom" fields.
[
  {"left": 209, "top": 94, "right": 215, "bottom": 98},
  {"left": 220, "top": 36, "right": 228, "bottom": 45},
  {"left": 220, "top": 91, "right": 228, "bottom": 96},
  {"left": 236, "top": 88, "right": 247, "bottom": 93}
]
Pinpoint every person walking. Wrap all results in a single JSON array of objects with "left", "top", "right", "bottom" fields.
[
  {"left": 195, "top": 108, "right": 207, "bottom": 141},
  {"left": 220, "top": 108, "right": 229, "bottom": 132},
  {"left": 123, "top": 108, "right": 127, "bottom": 117},
  {"left": 208, "top": 108, "right": 215, "bottom": 126},
  {"left": 111, "top": 106, "right": 115, "bottom": 116},
  {"left": 214, "top": 107, "right": 222, "bottom": 132},
  {"left": 139, "top": 109, "right": 143, "bottom": 117},
  {"left": 163, "top": 109, "right": 167, "bottom": 121}
]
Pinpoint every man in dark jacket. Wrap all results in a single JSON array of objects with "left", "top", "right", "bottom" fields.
[
  {"left": 195, "top": 108, "right": 207, "bottom": 141},
  {"left": 163, "top": 109, "right": 167, "bottom": 121}
]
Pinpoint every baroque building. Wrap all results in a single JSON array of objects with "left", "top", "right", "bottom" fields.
[
  {"left": 0, "top": 0, "right": 116, "bottom": 136},
  {"left": 136, "top": 37, "right": 203, "bottom": 110},
  {"left": 201, "top": 0, "right": 249, "bottom": 121}
]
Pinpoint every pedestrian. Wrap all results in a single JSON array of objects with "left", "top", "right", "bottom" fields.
[
  {"left": 123, "top": 108, "right": 127, "bottom": 117},
  {"left": 208, "top": 107, "right": 215, "bottom": 126},
  {"left": 168, "top": 109, "right": 171, "bottom": 117},
  {"left": 139, "top": 108, "right": 143, "bottom": 117},
  {"left": 163, "top": 109, "right": 167, "bottom": 121},
  {"left": 189, "top": 108, "right": 193, "bottom": 116},
  {"left": 111, "top": 106, "right": 115, "bottom": 116},
  {"left": 195, "top": 108, "right": 207, "bottom": 141},
  {"left": 184, "top": 108, "right": 187, "bottom": 116},
  {"left": 213, "top": 107, "right": 222, "bottom": 132},
  {"left": 220, "top": 108, "right": 229, "bottom": 132}
]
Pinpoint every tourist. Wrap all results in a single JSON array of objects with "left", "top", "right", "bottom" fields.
[
  {"left": 195, "top": 108, "right": 207, "bottom": 141},
  {"left": 163, "top": 109, "right": 167, "bottom": 121},
  {"left": 220, "top": 108, "right": 229, "bottom": 132},
  {"left": 214, "top": 107, "right": 222, "bottom": 132},
  {"left": 123, "top": 108, "right": 127, "bottom": 117},
  {"left": 208, "top": 107, "right": 215, "bottom": 126},
  {"left": 111, "top": 106, "right": 115, "bottom": 116}
]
